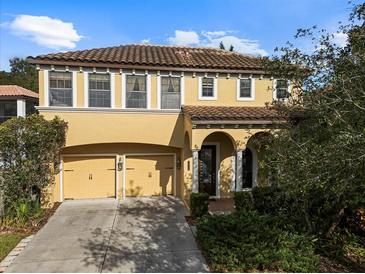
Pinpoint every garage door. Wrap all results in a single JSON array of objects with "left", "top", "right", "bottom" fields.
[
  {"left": 125, "top": 155, "right": 174, "bottom": 196},
  {"left": 63, "top": 156, "right": 116, "bottom": 200}
]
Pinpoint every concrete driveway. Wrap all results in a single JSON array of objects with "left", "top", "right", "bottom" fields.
[{"left": 6, "top": 197, "right": 209, "bottom": 273}]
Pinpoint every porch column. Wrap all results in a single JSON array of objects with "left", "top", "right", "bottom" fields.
[
  {"left": 192, "top": 149, "right": 200, "bottom": 193},
  {"left": 236, "top": 149, "right": 243, "bottom": 191}
]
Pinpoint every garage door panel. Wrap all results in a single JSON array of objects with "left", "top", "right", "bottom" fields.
[
  {"left": 63, "top": 156, "right": 116, "bottom": 200},
  {"left": 126, "top": 155, "right": 173, "bottom": 197}
]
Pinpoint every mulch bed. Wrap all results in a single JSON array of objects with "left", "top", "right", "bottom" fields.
[
  {"left": 185, "top": 215, "right": 198, "bottom": 226},
  {"left": 0, "top": 202, "right": 60, "bottom": 235}
]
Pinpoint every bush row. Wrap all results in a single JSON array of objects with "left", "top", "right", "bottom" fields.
[{"left": 197, "top": 211, "right": 319, "bottom": 272}]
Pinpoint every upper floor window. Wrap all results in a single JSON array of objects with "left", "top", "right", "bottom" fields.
[
  {"left": 237, "top": 78, "right": 255, "bottom": 101},
  {"left": 49, "top": 71, "right": 72, "bottom": 106},
  {"left": 199, "top": 77, "right": 217, "bottom": 100},
  {"left": 161, "top": 76, "right": 181, "bottom": 109},
  {"left": 126, "top": 75, "right": 147, "bottom": 108},
  {"left": 275, "top": 80, "right": 290, "bottom": 100},
  {"left": 89, "top": 74, "right": 111, "bottom": 107}
]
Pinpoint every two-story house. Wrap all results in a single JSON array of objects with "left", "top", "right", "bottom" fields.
[{"left": 27, "top": 44, "right": 290, "bottom": 203}]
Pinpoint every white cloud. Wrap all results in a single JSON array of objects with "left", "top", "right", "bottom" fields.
[
  {"left": 203, "top": 34, "right": 268, "bottom": 56},
  {"left": 167, "top": 30, "right": 200, "bottom": 46},
  {"left": 167, "top": 29, "right": 268, "bottom": 56},
  {"left": 141, "top": 38, "right": 151, "bottom": 44},
  {"left": 6, "top": 15, "right": 82, "bottom": 49},
  {"left": 202, "top": 30, "right": 231, "bottom": 38},
  {"left": 332, "top": 32, "right": 347, "bottom": 47}
]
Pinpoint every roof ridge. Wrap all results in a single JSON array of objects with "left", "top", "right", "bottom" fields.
[{"left": 28, "top": 44, "right": 264, "bottom": 71}]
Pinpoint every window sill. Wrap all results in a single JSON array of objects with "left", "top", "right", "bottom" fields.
[{"left": 198, "top": 97, "right": 217, "bottom": 101}]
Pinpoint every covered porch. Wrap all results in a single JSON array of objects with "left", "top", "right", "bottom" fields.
[{"left": 181, "top": 105, "right": 286, "bottom": 200}]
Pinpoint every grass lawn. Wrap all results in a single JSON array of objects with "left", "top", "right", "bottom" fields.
[{"left": 0, "top": 233, "right": 26, "bottom": 261}]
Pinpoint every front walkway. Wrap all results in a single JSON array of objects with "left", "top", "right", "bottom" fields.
[{"left": 6, "top": 197, "right": 209, "bottom": 273}]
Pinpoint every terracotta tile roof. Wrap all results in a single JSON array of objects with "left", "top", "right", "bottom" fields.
[
  {"left": 28, "top": 44, "right": 263, "bottom": 71},
  {"left": 0, "top": 85, "right": 38, "bottom": 99},
  {"left": 182, "top": 105, "right": 286, "bottom": 122}
]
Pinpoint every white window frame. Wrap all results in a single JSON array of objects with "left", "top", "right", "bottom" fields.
[
  {"left": 85, "top": 72, "right": 115, "bottom": 108},
  {"left": 273, "top": 79, "right": 291, "bottom": 101},
  {"left": 122, "top": 73, "right": 151, "bottom": 109},
  {"left": 236, "top": 77, "right": 255, "bottom": 101},
  {"left": 198, "top": 76, "right": 217, "bottom": 100},
  {"left": 46, "top": 69, "right": 76, "bottom": 108},
  {"left": 157, "top": 74, "right": 184, "bottom": 109}
]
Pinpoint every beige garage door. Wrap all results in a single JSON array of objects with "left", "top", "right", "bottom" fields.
[
  {"left": 125, "top": 155, "right": 174, "bottom": 196},
  {"left": 63, "top": 156, "right": 116, "bottom": 200}
]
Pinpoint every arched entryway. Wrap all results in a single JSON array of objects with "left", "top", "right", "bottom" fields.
[{"left": 198, "top": 131, "right": 235, "bottom": 198}]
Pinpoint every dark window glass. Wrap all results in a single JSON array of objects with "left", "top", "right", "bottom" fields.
[
  {"left": 0, "top": 100, "right": 17, "bottom": 123},
  {"left": 161, "top": 76, "right": 180, "bottom": 109},
  {"left": 240, "top": 79, "right": 251, "bottom": 98},
  {"left": 242, "top": 148, "right": 253, "bottom": 188},
  {"left": 49, "top": 71, "right": 72, "bottom": 106},
  {"left": 89, "top": 74, "right": 111, "bottom": 107},
  {"left": 276, "top": 80, "right": 290, "bottom": 99},
  {"left": 202, "top": 78, "right": 214, "bottom": 97},
  {"left": 126, "top": 75, "right": 147, "bottom": 108},
  {"left": 26, "top": 100, "right": 37, "bottom": 115}
]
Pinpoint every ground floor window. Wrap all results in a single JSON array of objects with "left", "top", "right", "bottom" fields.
[
  {"left": 242, "top": 148, "right": 253, "bottom": 188},
  {"left": 0, "top": 100, "right": 17, "bottom": 123}
]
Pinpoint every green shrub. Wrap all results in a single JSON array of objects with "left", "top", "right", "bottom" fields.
[
  {"left": 190, "top": 192, "right": 209, "bottom": 218},
  {"left": 197, "top": 212, "right": 319, "bottom": 272},
  {"left": 252, "top": 186, "right": 306, "bottom": 231},
  {"left": 234, "top": 191, "right": 253, "bottom": 212},
  {"left": 0, "top": 114, "right": 67, "bottom": 212},
  {"left": 252, "top": 185, "right": 282, "bottom": 214},
  {"left": 1, "top": 199, "right": 43, "bottom": 227}
]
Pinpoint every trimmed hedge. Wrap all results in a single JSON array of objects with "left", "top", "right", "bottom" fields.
[
  {"left": 197, "top": 212, "right": 319, "bottom": 272},
  {"left": 234, "top": 191, "right": 253, "bottom": 212},
  {"left": 190, "top": 192, "right": 209, "bottom": 218}
]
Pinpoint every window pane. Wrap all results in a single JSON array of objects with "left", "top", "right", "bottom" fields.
[
  {"left": 276, "top": 80, "right": 289, "bottom": 99},
  {"left": 240, "top": 79, "right": 251, "bottom": 98},
  {"left": 126, "top": 75, "right": 147, "bottom": 108},
  {"left": 50, "top": 89, "right": 73, "bottom": 106},
  {"left": 89, "top": 74, "right": 111, "bottom": 107},
  {"left": 0, "top": 100, "right": 17, "bottom": 123},
  {"left": 49, "top": 72, "right": 72, "bottom": 106},
  {"left": 26, "top": 101, "right": 37, "bottom": 115},
  {"left": 202, "top": 78, "right": 214, "bottom": 97},
  {"left": 161, "top": 77, "right": 180, "bottom": 109}
]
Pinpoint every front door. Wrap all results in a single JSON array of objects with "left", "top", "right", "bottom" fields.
[{"left": 198, "top": 145, "right": 217, "bottom": 196}]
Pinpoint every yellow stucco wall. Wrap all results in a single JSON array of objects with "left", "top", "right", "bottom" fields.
[
  {"left": 39, "top": 70, "right": 45, "bottom": 106},
  {"left": 115, "top": 74, "right": 122, "bottom": 108},
  {"left": 77, "top": 72, "right": 84, "bottom": 107},
  {"left": 185, "top": 77, "right": 273, "bottom": 107},
  {"left": 42, "top": 111, "right": 184, "bottom": 148}
]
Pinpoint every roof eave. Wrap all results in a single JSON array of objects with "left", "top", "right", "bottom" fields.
[
  {"left": 190, "top": 119, "right": 287, "bottom": 125},
  {"left": 27, "top": 58, "right": 266, "bottom": 74}
]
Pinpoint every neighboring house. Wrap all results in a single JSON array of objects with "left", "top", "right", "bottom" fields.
[
  {"left": 0, "top": 85, "right": 38, "bottom": 123},
  {"left": 27, "top": 44, "right": 291, "bottom": 203}
]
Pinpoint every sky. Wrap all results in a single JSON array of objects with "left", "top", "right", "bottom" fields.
[{"left": 0, "top": 0, "right": 356, "bottom": 71}]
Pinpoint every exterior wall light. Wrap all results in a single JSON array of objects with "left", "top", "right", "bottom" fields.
[{"left": 117, "top": 157, "right": 123, "bottom": 171}]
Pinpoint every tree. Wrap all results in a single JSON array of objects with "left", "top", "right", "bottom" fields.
[
  {"left": 219, "top": 41, "right": 234, "bottom": 51},
  {"left": 261, "top": 2, "right": 365, "bottom": 235},
  {"left": 0, "top": 58, "right": 38, "bottom": 92},
  {"left": 0, "top": 114, "right": 67, "bottom": 212}
]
